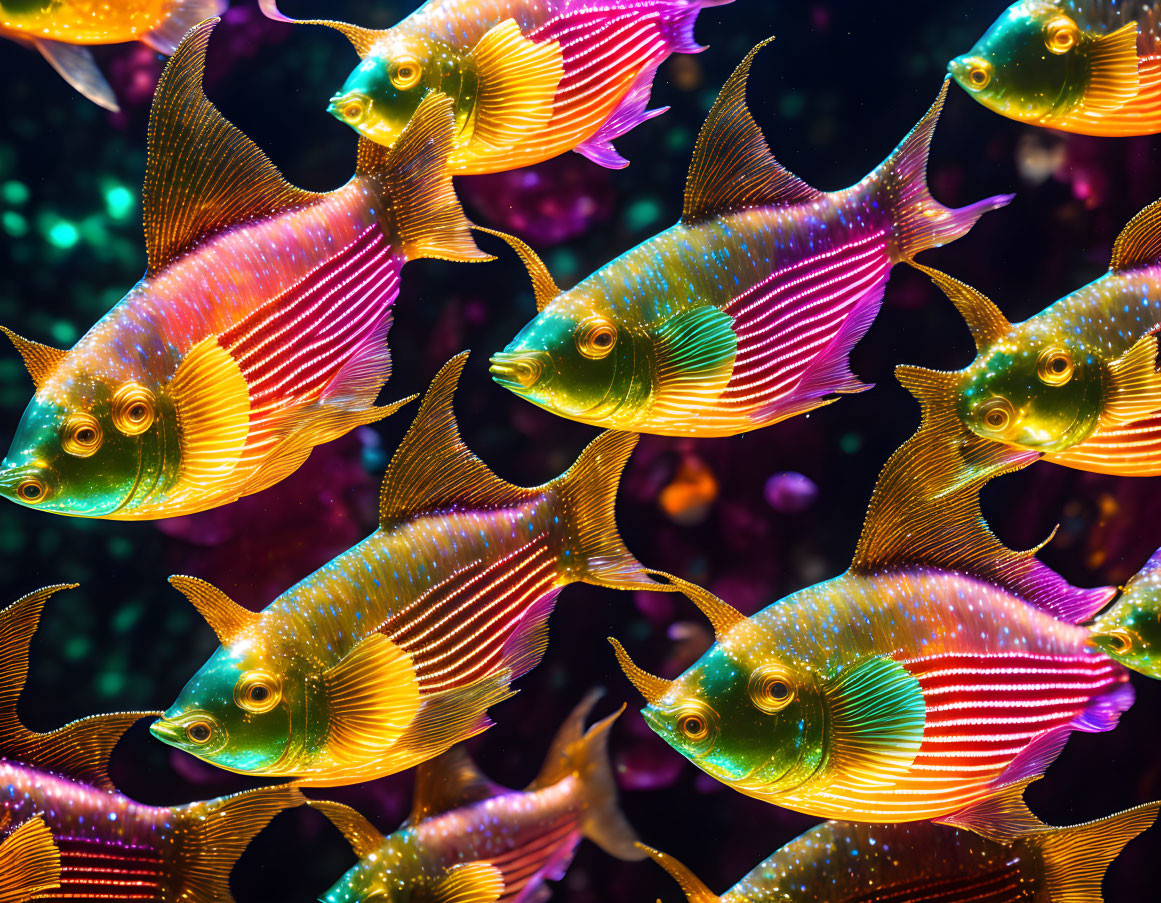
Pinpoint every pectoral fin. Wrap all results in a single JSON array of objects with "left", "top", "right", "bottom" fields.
[
  {"left": 1104, "top": 334, "right": 1161, "bottom": 425},
  {"left": 0, "top": 817, "right": 61, "bottom": 903},
  {"left": 34, "top": 39, "right": 119, "bottom": 111},
  {"left": 170, "top": 337, "right": 251, "bottom": 488},
  {"left": 650, "top": 306, "right": 738, "bottom": 423},
  {"left": 431, "top": 862, "right": 505, "bottom": 903},
  {"left": 1082, "top": 22, "right": 1140, "bottom": 113}
]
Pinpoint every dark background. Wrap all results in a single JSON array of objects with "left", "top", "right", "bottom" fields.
[{"left": 2, "top": 1, "right": 1160, "bottom": 899}]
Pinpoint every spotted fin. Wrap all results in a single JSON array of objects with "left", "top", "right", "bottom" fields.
[
  {"left": 0, "top": 817, "right": 61, "bottom": 903},
  {"left": 409, "top": 746, "right": 507, "bottom": 824},
  {"left": 308, "top": 800, "right": 385, "bottom": 857},
  {"left": 34, "top": 38, "right": 119, "bottom": 111},
  {"left": 167, "top": 575, "right": 259, "bottom": 646},
  {"left": 0, "top": 327, "right": 66, "bottom": 390},
  {"left": 140, "top": 1, "right": 229, "bottom": 54},
  {"left": 1103, "top": 334, "right": 1161, "bottom": 425},
  {"left": 431, "top": 862, "right": 505, "bottom": 903},
  {"left": 1081, "top": 22, "right": 1140, "bottom": 113},
  {"left": 650, "top": 306, "right": 738, "bottom": 423},
  {"left": 636, "top": 844, "right": 722, "bottom": 903}
]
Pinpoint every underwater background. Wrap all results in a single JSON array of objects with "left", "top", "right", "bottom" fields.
[{"left": 2, "top": 0, "right": 1160, "bottom": 899}]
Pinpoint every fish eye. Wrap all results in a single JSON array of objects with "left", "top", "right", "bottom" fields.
[
  {"left": 342, "top": 100, "right": 365, "bottom": 122},
  {"left": 977, "top": 397, "right": 1015, "bottom": 434},
  {"left": 674, "top": 699, "right": 717, "bottom": 747},
  {"left": 111, "top": 383, "right": 156, "bottom": 435},
  {"left": 186, "top": 720, "right": 214, "bottom": 745},
  {"left": 390, "top": 57, "right": 423, "bottom": 90},
  {"left": 575, "top": 317, "right": 618, "bottom": 360},
  {"left": 16, "top": 478, "right": 47, "bottom": 503},
  {"left": 1037, "top": 347, "right": 1075, "bottom": 386},
  {"left": 1044, "top": 16, "right": 1079, "bottom": 54},
  {"left": 234, "top": 670, "right": 282, "bottom": 714},
  {"left": 748, "top": 664, "right": 796, "bottom": 714},
  {"left": 1102, "top": 629, "right": 1133, "bottom": 654},
  {"left": 61, "top": 413, "right": 103, "bottom": 457},
  {"left": 962, "top": 57, "right": 992, "bottom": 90}
]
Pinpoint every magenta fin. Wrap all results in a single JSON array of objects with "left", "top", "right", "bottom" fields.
[
  {"left": 1072, "top": 681, "right": 1135, "bottom": 734},
  {"left": 997, "top": 725, "right": 1074, "bottom": 786},
  {"left": 499, "top": 588, "right": 563, "bottom": 681}
]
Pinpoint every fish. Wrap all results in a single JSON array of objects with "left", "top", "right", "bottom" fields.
[
  {"left": 1090, "top": 545, "right": 1161, "bottom": 678},
  {"left": 260, "top": 0, "right": 731, "bottom": 173},
  {"left": 608, "top": 363, "right": 1130, "bottom": 827},
  {"left": 313, "top": 690, "right": 644, "bottom": 903},
  {"left": 638, "top": 799, "right": 1161, "bottom": 902},
  {"left": 905, "top": 195, "right": 1161, "bottom": 476},
  {"left": 0, "top": 584, "right": 304, "bottom": 903},
  {"left": 487, "top": 40, "right": 1013, "bottom": 437},
  {"left": 0, "top": 18, "right": 492, "bottom": 521},
  {"left": 0, "top": 0, "right": 225, "bottom": 112},
  {"left": 150, "top": 353, "right": 688, "bottom": 787},
  {"left": 950, "top": 0, "right": 1161, "bottom": 136}
]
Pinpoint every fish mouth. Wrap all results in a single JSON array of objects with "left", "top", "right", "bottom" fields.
[
  {"left": 490, "top": 351, "right": 553, "bottom": 391},
  {"left": 149, "top": 716, "right": 185, "bottom": 745}
]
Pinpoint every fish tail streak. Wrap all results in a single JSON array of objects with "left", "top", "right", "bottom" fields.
[
  {"left": 258, "top": 1, "right": 387, "bottom": 56},
  {"left": 0, "top": 817, "right": 61, "bottom": 903},
  {"left": 868, "top": 79, "right": 1012, "bottom": 262},
  {"left": 170, "top": 784, "right": 305, "bottom": 903},
  {"left": 637, "top": 844, "right": 722, "bottom": 903}
]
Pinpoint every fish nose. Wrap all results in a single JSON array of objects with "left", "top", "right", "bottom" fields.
[
  {"left": 490, "top": 351, "right": 553, "bottom": 390},
  {"left": 149, "top": 716, "right": 183, "bottom": 745}
]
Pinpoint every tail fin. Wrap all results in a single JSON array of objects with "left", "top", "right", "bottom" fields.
[
  {"left": 636, "top": 843, "right": 722, "bottom": 903},
  {"left": 661, "top": 0, "right": 735, "bottom": 55},
  {"left": 552, "top": 431, "right": 658, "bottom": 591},
  {"left": 1031, "top": 801, "right": 1161, "bottom": 902},
  {"left": 172, "top": 784, "right": 305, "bottom": 903},
  {"left": 529, "top": 690, "right": 644, "bottom": 861},
  {"left": 865, "top": 78, "right": 1013, "bottom": 261}
]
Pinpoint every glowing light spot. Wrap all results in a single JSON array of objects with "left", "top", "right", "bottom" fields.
[
  {"left": 47, "top": 220, "right": 79, "bottom": 249},
  {"left": 104, "top": 185, "right": 135, "bottom": 219},
  {"left": 1, "top": 180, "right": 29, "bottom": 205}
]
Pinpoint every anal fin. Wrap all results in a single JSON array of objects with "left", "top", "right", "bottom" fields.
[{"left": 935, "top": 778, "right": 1046, "bottom": 842}]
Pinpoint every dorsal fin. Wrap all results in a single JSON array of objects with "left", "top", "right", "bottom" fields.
[
  {"left": 259, "top": 1, "right": 386, "bottom": 56},
  {"left": 143, "top": 19, "right": 319, "bottom": 273},
  {"left": 1110, "top": 196, "right": 1161, "bottom": 272},
  {"left": 168, "top": 576, "right": 260, "bottom": 646},
  {"left": 849, "top": 365, "right": 1117, "bottom": 624},
  {"left": 0, "top": 327, "right": 67, "bottom": 390},
  {"left": 409, "top": 745, "right": 506, "bottom": 824},
  {"left": 473, "top": 227, "right": 561, "bottom": 312},
  {"left": 682, "top": 38, "right": 821, "bottom": 224},
  {"left": 378, "top": 353, "right": 534, "bottom": 530},
  {"left": 308, "top": 800, "right": 385, "bottom": 857},
  {"left": 909, "top": 262, "right": 1011, "bottom": 350},
  {"left": 0, "top": 586, "right": 158, "bottom": 789}
]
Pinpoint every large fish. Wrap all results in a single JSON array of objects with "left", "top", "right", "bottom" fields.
[
  {"left": 0, "top": 18, "right": 490, "bottom": 520},
  {"left": 150, "top": 354, "right": 686, "bottom": 786},
  {"left": 0, "top": 584, "right": 303, "bottom": 903},
  {"left": 951, "top": 0, "right": 1161, "bottom": 136},
  {"left": 314, "top": 691, "right": 643, "bottom": 903},
  {"left": 260, "top": 0, "right": 730, "bottom": 173},
  {"left": 0, "top": 0, "right": 225, "bottom": 111},
  {"left": 488, "top": 41, "right": 1012, "bottom": 437},
  {"left": 609, "top": 366, "right": 1131, "bottom": 827}
]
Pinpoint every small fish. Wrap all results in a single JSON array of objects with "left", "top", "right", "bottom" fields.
[
  {"left": 0, "top": 19, "right": 491, "bottom": 520},
  {"left": 0, "top": 584, "right": 303, "bottom": 903},
  {"left": 150, "top": 353, "right": 687, "bottom": 786},
  {"left": 639, "top": 799, "right": 1161, "bottom": 902},
  {"left": 488, "top": 41, "right": 1012, "bottom": 437},
  {"left": 314, "top": 691, "right": 644, "bottom": 903},
  {"left": 0, "top": 0, "right": 225, "bottom": 112},
  {"left": 260, "top": 0, "right": 730, "bottom": 173},
  {"left": 1091, "top": 545, "right": 1161, "bottom": 678},
  {"left": 951, "top": 1, "right": 1161, "bottom": 136},
  {"left": 609, "top": 368, "right": 1127, "bottom": 827},
  {"left": 905, "top": 196, "right": 1161, "bottom": 476}
]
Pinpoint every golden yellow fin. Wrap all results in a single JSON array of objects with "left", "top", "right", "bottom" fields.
[
  {"left": 322, "top": 634, "right": 421, "bottom": 771},
  {"left": 1104, "top": 334, "right": 1161, "bottom": 425},
  {"left": 908, "top": 261, "right": 1011, "bottom": 350},
  {"left": 143, "top": 20, "right": 318, "bottom": 273},
  {"left": 0, "top": 327, "right": 66, "bottom": 391},
  {"left": 474, "top": 227, "right": 561, "bottom": 311},
  {"left": 431, "top": 862, "right": 505, "bottom": 903},
  {"left": 410, "top": 746, "right": 503, "bottom": 825},
  {"left": 636, "top": 844, "right": 722, "bottom": 903},
  {"left": 0, "top": 817, "right": 61, "bottom": 903},
  {"left": 1083, "top": 22, "right": 1140, "bottom": 113},
  {"left": 258, "top": 1, "right": 386, "bottom": 56},
  {"left": 169, "top": 337, "right": 251, "bottom": 489},
  {"left": 464, "top": 20, "right": 564, "bottom": 155},
  {"left": 530, "top": 689, "right": 604, "bottom": 790},
  {"left": 167, "top": 576, "right": 260, "bottom": 647},
  {"left": 308, "top": 800, "right": 385, "bottom": 857},
  {"left": 1110, "top": 196, "right": 1161, "bottom": 271},
  {"left": 935, "top": 778, "right": 1045, "bottom": 842}
]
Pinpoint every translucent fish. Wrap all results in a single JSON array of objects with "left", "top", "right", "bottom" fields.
[
  {"left": 0, "top": 585, "right": 303, "bottom": 903},
  {"left": 488, "top": 40, "right": 1012, "bottom": 437},
  {"left": 951, "top": 0, "right": 1161, "bottom": 136},
  {"left": 150, "top": 353, "right": 693, "bottom": 787},
  {"left": 261, "top": 0, "right": 730, "bottom": 173},
  {"left": 0, "top": 19, "right": 491, "bottom": 520},
  {"left": 639, "top": 799, "right": 1161, "bottom": 902},
  {"left": 315, "top": 691, "right": 643, "bottom": 903},
  {"left": 0, "top": 0, "right": 226, "bottom": 111}
]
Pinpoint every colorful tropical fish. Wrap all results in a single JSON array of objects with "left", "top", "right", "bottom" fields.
[
  {"left": 150, "top": 353, "right": 684, "bottom": 787},
  {"left": 0, "top": 0, "right": 225, "bottom": 112},
  {"left": 260, "top": 0, "right": 730, "bottom": 173},
  {"left": 0, "top": 18, "right": 490, "bottom": 521},
  {"left": 487, "top": 41, "right": 1012, "bottom": 437},
  {"left": 951, "top": 1, "right": 1161, "bottom": 136},
  {"left": 0, "top": 817, "right": 61, "bottom": 903},
  {"left": 609, "top": 366, "right": 1129, "bottom": 827},
  {"left": 905, "top": 197, "right": 1161, "bottom": 476},
  {"left": 639, "top": 800, "right": 1161, "bottom": 902},
  {"left": 0, "top": 584, "right": 303, "bottom": 903},
  {"left": 1091, "top": 545, "right": 1161, "bottom": 679},
  {"left": 313, "top": 691, "right": 643, "bottom": 903}
]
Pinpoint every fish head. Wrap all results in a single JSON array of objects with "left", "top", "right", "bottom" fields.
[
  {"left": 959, "top": 335, "right": 1103, "bottom": 452},
  {"left": 0, "top": 372, "right": 177, "bottom": 517},
  {"left": 1090, "top": 549, "right": 1161, "bottom": 679},
  {"left": 949, "top": 0, "right": 1089, "bottom": 121}
]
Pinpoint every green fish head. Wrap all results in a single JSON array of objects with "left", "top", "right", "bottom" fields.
[
  {"left": 322, "top": 840, "right": 431, "bottom": 903},
  {"left": 949, "top": 0, "right": 1089, "bottom": 121},
  {"left": 1090, "top": 550, "right": 1161, "bottom": 679},
  {"left": 958, "top": 337, "right": 1103, "bottom": 452},
  {"left": 0, "top": 373, "right": 178, "bottom": 517}
]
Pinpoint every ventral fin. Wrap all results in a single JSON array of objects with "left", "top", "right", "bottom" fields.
[
  {"left": 322, "top": 634, "right": 421, "bottom": 771},
  {"left": 465, "top": 20, "right": 564, "bottom": 155},
  {"left": 0, "top": 816, "right": 61, "bottom": 903},
  {"left": 430, "top": 862, "right": 505, "bottom": 903},
  {"left": 908, "top": 262, "right": 1010, "bottom": 350},
  {"left": 935, "top": 778, "right": 1045, "bottom": 842},
  {"left": 258, "top": 1, "right": 386, "bottom": 56},
  {"left": 682, "top": 38, "right": 821, "bottom": 224},
  {"left": 1083, "top": 22, "right": 1140, "bottom": 113},
  {"left": 0, "top": 327, "right": 67, "bottom": 391},
  {"left": 378, "top": 353, "right": 532, "bottom": 530},
  {"left": 168, "top": 575, "right": 259, "bottom": 647},
  {"left": 308, "top": 800, "right": 385, "bottom": 858},
  {"left": 144, "top": 19, "right": 319, "bottom": 273},
  {"left": 824, "top": 657, "right": 926, "bottom": 786},
  {"left": 636, "top": 844, "right": 722, "bottom": 903},
  {"left": 474, "top": 227, "right": 561, "bottom": 312},
  {"left": 34, "top": 38, "right": 119, "bottom": 111},
  {"left": 409, "top": 746, "right": 506, "bottom": 824},
  {"left": 651, "top": 306, "right": 738, "bottom": 422},
  {"left": 1110, "top": 196, "right": 1161, "bottom": 271},
  {"left": 1104, "top": 333, "right": 1161, "bottom": 425}
]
